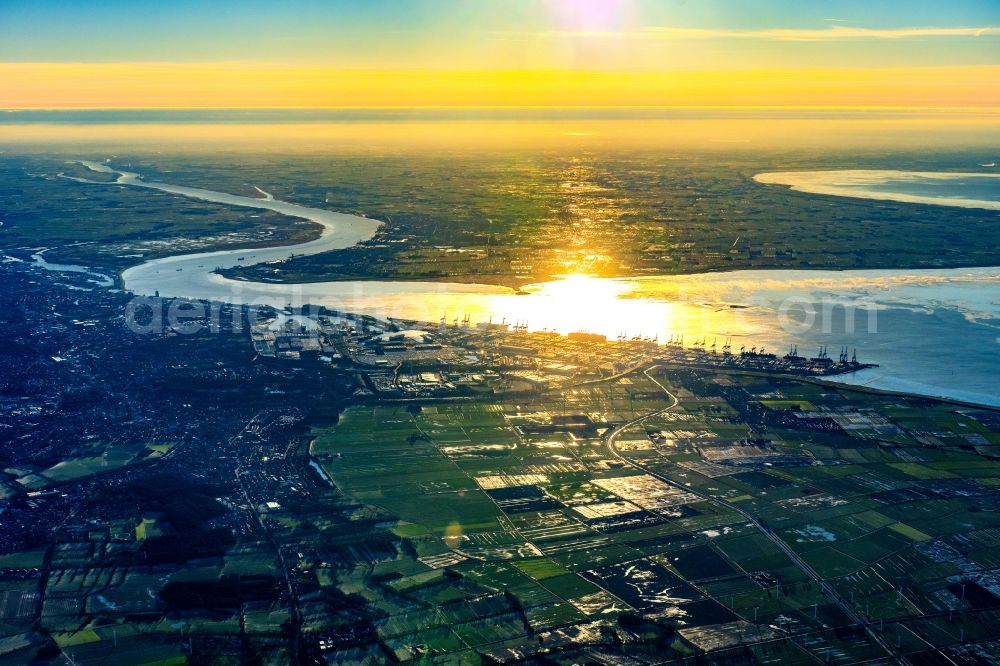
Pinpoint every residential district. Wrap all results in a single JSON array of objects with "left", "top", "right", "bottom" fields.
[{"left": 1, "top": 260, "right": 999, "bottom": 665}]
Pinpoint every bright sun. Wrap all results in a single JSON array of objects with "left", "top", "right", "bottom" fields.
[{"left": 545, "top": 0, "right": 632, "bottom": 32}]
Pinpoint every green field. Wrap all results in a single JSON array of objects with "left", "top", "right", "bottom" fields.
[
  {"left": 302, "top": 368, "right": 1000, "bottom": 663},
  {"left": 4, "top": 149, "right": 999, "bottom": 287}
]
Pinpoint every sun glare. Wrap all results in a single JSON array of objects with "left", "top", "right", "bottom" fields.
[
  {"left": 476, "top": 273, "right": 698, "bottom": 341},
  {"left": 545, "top": 0, "right": 632, "bottom": 32}
]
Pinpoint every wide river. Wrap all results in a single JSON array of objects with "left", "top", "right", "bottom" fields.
[{"left": 72, "top": 162, "right": 1000, "bottom": 407}]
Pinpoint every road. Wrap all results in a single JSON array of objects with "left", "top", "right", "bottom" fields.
[
  {"left": 232, "top": 411, "right": 302, "bottom": 663},
  {"left": 602, "top": 365, "right": 912, "bottom": 665}
]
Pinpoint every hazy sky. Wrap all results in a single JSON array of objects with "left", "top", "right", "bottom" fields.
[{"left": 1, "top": 0, "right": 998, "bottom": 108}]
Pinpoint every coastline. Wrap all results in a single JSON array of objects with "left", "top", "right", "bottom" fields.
[
  {"left": 754, "top": 169, "right": 1000, "bottom": 211},
  {"left": 219, "top": 258, "right": 1000, "bottom": 292},
  {"left": 52, "top": 162, "right": 1000, "bottom": 294},
  {"left": 58, "top": 161, "right": 1000, "bottom": 409}
]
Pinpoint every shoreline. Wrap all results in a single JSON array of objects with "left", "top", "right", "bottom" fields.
[
  {"left": 55, "top": 163, "right": 1000, "bottom": 293},
  {"left": 219, "top": 258, "right": 1000, "bottom": 292},
  {"left": 59, "top": 161, "right": 1000, "bottom": 409},
  {"left": 754, "top": 169, "right": 1000, "bottom": 211}
]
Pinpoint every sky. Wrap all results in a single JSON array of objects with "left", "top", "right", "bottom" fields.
[{"left": 0, "top": 0, "right": 998, "bottom": 108}]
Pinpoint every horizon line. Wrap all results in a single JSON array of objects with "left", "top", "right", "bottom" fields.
[{"left": 5, "top": 104, "right": 1000, "bottom": 112}]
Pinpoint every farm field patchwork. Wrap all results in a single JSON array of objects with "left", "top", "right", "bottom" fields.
[{"left": 307, "top": 368, "right": 1000, "bottom": 662}]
